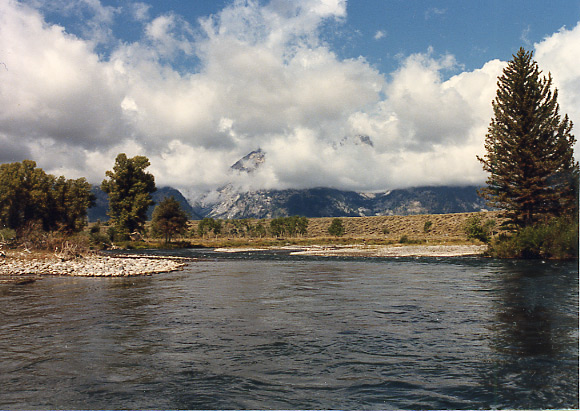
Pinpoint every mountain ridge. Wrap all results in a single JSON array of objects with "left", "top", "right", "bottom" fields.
[
  {"left": 193, "top": 185, "right": 488, "bottom": 220},
  {"left": 88, "top": 149, "right": 489, "bottom": 222}
]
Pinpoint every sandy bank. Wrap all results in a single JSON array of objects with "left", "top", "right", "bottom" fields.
[
  {"left": 289, "top": 244, "right": 487, "bottom": 257},
  {"left": 215, "top": 244, "right": 488, "bottom": 257},
  {"left": 0, "top": 253, "right": 188, "bottom": 278}
]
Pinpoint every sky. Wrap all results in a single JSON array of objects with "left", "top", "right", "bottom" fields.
[{"left": 1, "top": 0, "right": 579, "bottom": 197}]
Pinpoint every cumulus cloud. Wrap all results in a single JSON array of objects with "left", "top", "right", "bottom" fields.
[
  {"left": 374, "top": 30, "right": 386, "bottom": 40},
  {"left": 0, "top": 0, "right": 578, "bottom": 195},
  {"left": 535, "top": 22, "right": 580, "bottom": 136}
]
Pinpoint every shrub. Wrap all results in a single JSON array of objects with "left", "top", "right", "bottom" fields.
[
  {"left": 0, "top": 228, "right": 17, "bottom": 245},
  {"left": 488, "top": 217, "right": 578, "bottom": 259},
  {"left": 398, "top": 235, "right": 425, "bottom": 245},
  {"left": 464, "top": 216, "right": 495, "bottom": 243},
  {"left": 328, "top": 218, "right": 345, "bottom": 237},
  {"left": 423, "top": 220, "right": 433, "bottom": 233},
  {"left": 16, "top": 220, "right": 47, "bottom": 250},
  {"left": 88, "top": 223, "right": 111, "bottom": 249}
]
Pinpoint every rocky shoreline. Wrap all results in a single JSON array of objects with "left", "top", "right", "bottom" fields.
[
  {"left": 0, "top": 244, "right": 487, "bottom": 283},
  {"left": 0, "top": 253, "right": 188, "bottom": 279},
  {"left": 215, "top": 244, "right": 488, "bottom": 257}
]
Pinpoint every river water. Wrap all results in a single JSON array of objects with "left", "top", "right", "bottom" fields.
[{"left": 0, "top": 250, "right": 578, "bottom": 409}]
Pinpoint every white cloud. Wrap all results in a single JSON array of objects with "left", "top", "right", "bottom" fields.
[
  {"left": 425, "top": 7, "right": 446, "bottom": 20},
  {"left": 374, "top": 30, "right": 386, "bottom": 40},
  {"left": 0, "top": 0, "right": 578, "bottom": 196},
  {"left": 0, "top": 1, "right": 129, "bottom": 149},
  {"left": 534, "top": 22, "right": 580, "bottom": 135}
]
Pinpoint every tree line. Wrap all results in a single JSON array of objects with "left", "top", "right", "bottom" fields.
[{"left": 0, "top": 160, "right": 95, "bottom": 234}]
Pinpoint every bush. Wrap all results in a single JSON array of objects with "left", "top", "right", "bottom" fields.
[
  {"left": 328, "top": 218, "right": 345, "bottom": 237},
  {"left": 16, "top": 220, "right": 47, "bottom": 250},
  {"left": 0, "top": 228, "right": 17, "bottom": 245},
  {"left": 47, "top": 232, "right": 90, "bottom": 259},
  {"left": 464, "top": 216, "right": 495, "bottom": 243},
  {"left": 423, "top": 220, "right": 433, "bottom": 233},
  {"left": 88, "top": 223, "right": 111, "bottom": 249},
  {"left": 488, "top": 217, "right": 578, "bottom": 259}
]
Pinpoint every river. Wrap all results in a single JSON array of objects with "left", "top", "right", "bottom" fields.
[{"left": 0, "top": 250, "right": 578, "bottom": 409}]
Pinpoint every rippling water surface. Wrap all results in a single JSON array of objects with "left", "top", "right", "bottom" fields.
[{"left": 1, "top": 250, "right": 578, "bottom": 409}]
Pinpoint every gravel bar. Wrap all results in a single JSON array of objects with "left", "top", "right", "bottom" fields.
[{"left": 0, "top": 254, "right": 189, "bottom": 277}]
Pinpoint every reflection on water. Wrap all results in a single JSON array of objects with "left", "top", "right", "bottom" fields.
[
  {"left": 0, "top": 252, "right": 577, "bottom": 410},
  {"left": 486, "top": 261, "right": 579, "bottom": 408}
]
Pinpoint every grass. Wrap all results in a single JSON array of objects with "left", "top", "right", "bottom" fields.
[{"left": 144, "top": 211, "right": 503, "bottom": 248}]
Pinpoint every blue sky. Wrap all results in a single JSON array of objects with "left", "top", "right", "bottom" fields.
[
  {"left": 1, "top": 0, "right": 579, "bottom": 195},
  {"left": 37, "top": 0, "right": 580, "bottom": 74}
]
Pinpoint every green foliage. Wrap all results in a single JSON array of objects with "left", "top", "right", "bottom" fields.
[
  {"left": 0, "top": 160, "right": 95, "bottom": 233},
  {"left": 423, "top": 220, "right": 433, "bottom": 233},
  {"left": 464, "top": 216, "right": 495, "bottom": 243},
  {"left": 51, "top": 176, "right": 96, "bottom": 233},
  {"left": 150, "top": 197, "right": 189, "bottom": 243},
  {"left": 327, "top": 218, "right": 345, "bottom": 237},
  {"left": 478, "top": 48, "right": 578, "bottom": 228},
  {"left": 101, "top": 153, "right": 156, "bottom": 239},
  {"left": 88, "top": 222, "right": 111, "bottom": 249},
  {"left": 270, "top": 216, "right": 309, "bottom": 237},
  {"left": 488, "top": 217, "right": 578, "bottom": 259},
  {"left": 226, "top": 219, "right": 268, "bottom": 238},
  {"left": 398, "top": 235, "right": 425, "bottom": 245},
  {"left": 0, "top": 228, "right": 17, "bottom": 245},
  {"left": 197, "top": 218, "right": 222, "bottom": 238}
]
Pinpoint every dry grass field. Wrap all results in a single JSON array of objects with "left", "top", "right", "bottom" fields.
[{"left": 187, "top": 211, "right": 503, "bottom": 246}]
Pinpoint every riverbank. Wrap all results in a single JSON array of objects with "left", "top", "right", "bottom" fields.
[
  {"left": 215, "top": 244, "right": 488, "bottom": 257},
  {"left": 0, "top": 251, "right": 187, "bottom": 279}
]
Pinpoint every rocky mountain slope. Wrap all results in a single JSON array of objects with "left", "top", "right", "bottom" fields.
[
  {"left": 191, "top": 148, "right": 488, "bottom": 219},
  {"left": 88, "top": 149, "right": 489, "bottom": 221},
  {"left": 193, "top": 185, "right": 488, "bottom": 219}
]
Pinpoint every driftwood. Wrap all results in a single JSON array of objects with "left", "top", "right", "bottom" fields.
[{"left": 54, "top": 241, "right": 82, "bottom": 261}]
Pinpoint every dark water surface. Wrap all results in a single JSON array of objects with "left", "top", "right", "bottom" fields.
[{"left": 1, "top": 250, "right": 578, "bottom": 409}]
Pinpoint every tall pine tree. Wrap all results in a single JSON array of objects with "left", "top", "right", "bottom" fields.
[{"left": 478, "top": 48, "right": 578, "bottom": 228}]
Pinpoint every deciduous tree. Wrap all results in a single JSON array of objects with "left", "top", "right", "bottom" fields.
[
  {"left": 101, "top": 154, "right": 156, "bottom": 239},
  {"left": 0, "top": 161, "right": 94, "bottom": 232},
  {"left": 151, "top": 197, "right": 189, "bottom": 243}
]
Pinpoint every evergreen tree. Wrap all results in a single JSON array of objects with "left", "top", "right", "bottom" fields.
[
  {"left": 478, "top": 48, "right": 578, "bottom": 228},
  {"left": 151, "top": 197, "right": 189, "bottom": 243},
  {"left": 101, "top": 154, "right": 156, "bottom": 238}
]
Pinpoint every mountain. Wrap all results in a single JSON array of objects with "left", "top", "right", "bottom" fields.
[
  {"left": 230, "top": 148, "right": 265, "bottom": 173},
  {"left": 190, "top": 148, "right": 489, "bottom": 219},
  {"left": 194, "top": 185, "right": 489, "bottom": 220},
  {"left": 88, "top": 148, "right": 489, "bottom": 222},
  {"left": 87, "top": 186, "right": 201, "bottom": 222}
]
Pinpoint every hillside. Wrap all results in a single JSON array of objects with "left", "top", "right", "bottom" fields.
[
  {"left": 188, "top": 211, "right": 502, "bottom": 245},
  {"left": 87, "top": 186, "right": 201, "bottom": 222}
]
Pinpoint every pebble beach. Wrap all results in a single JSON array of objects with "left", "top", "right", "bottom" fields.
[{"left": 0, "top": 253, "right": 188, "bottom": 279}]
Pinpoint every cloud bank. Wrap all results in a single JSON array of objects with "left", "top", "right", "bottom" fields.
[{"left": 1, "top": 0, "right": 579, "bottom": 196}]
